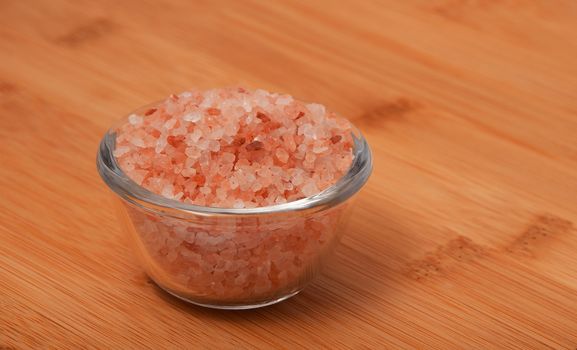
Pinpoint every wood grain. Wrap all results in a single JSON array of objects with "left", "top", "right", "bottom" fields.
[{"left": 1, "top": 0, "right": 577, "bottom": 348}]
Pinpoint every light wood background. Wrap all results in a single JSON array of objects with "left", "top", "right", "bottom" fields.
[{"left": 1, "top": 0, "right": 577, "bottom": 348}]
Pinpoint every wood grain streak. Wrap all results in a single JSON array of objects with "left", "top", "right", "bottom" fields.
[{"left": 1, "top": 0, "right": 577, "bottom": 348}]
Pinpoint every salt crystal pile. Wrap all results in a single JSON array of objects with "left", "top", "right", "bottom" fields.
[
  {"left": 114, "top": 87, "right": 354, "bottom": 208},
  {"left": 114, "top": 87, "right": 355, "bottom": 305}
]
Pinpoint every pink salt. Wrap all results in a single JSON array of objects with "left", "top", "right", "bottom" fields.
[{"left": 115, "top": 87, "right": 354, "bottom": 208}]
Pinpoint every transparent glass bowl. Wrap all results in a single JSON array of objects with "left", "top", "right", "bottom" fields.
[{"left": 97, "top": 107, "right": 372, "bottom": 309}]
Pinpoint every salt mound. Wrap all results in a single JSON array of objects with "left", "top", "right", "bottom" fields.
[{"left": 114, "top": 87, "right": 354, "bottom": 208}]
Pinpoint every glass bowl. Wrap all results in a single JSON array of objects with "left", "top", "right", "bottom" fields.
[{"left": 96, "top": 105, "right": 372, "bottom": 310}]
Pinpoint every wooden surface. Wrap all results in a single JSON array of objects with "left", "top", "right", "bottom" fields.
[{"left": 1, "top": 0, "right": 577, "bottom": 348}]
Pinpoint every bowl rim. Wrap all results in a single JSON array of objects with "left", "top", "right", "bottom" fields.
[{"left": 96, "top": 104, "right": 372, "bottom": 216}]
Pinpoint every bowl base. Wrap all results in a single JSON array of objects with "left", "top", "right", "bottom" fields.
[{"left": 156, "top": 283, "right": 302, "bottom": 310}]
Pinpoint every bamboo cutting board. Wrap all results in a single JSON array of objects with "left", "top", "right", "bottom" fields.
[{"left": 1, "top": 0, "right": 577, "bottom": 348}]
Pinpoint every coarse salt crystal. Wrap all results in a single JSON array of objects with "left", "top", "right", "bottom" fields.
[
  {"left": 130, "top": 137, "right": 145, "bottom": 148},
  {"left": 181, "top": 168, "right": 196, "bottom": 177},
  {"left": 306, "top": 103, "right": 325, "bottom": 119},
  {"left": 291, "top": 173, "right": 304, "bottom": 186},
  {"left": 161, "top": 184, "right": 174, "bottom": 198},
  {"left": 208, "top": 140, "right": 220, "bottom": 152},
  {"left": 275, "top": 148, "right": 289, "bottom": 163},
  {"left": 312, "top": 146, "right": 328, "bottom": 154},
  {"left": 301, "top": 181, "right": 319, "bottom": 197},
  {"left": 241, "top": 97, "right": 253, "bottom": 112},
  {"left": 221, "top": 152, "right": 236, "bottom": 163},
  {"left": 276, "top": 95, "right": 293, "bottom": 106},
  {"left": 187, "top": 129, "right": 202, "bottom": 144},
  {"left": 113, "top": 146, "right": 129, "bottom": 157},
  {"left": 183, "top": 111, "right": 202, "bottom": 123},
  {"left": 128, "top": 114, "right": 143, "bottom": 125},
  {"left": 229, "top": 176, "right": 239, "bottom": 189},
  {"left": 163, "top": 119, "right": 177, "bottom": 129}
]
